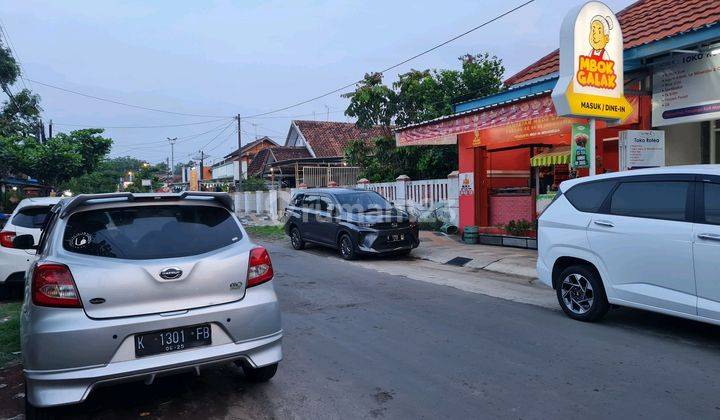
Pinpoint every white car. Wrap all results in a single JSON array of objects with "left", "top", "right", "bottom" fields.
[
  {"left": 0, "top": 197, "right": 61, "bottom": 286},
  {"left": 538, "top": 165, "right": 720, "bottom": 325}
]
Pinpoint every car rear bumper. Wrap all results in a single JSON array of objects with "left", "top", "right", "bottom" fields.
[
  {"left": 25, "top": 330, "right": 282, "bottom": 407},
  {"left": 23, "top": 281, "right": 282, "bottom": 407}
]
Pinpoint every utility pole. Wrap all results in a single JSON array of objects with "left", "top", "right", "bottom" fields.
[
  {"left": 167, "top": 137, "right": 177, "bottom": 179},
  {"left": 48, "top": 119, "right": 53, "bottom": 140},
  {"left": 198, "top": 150, "right": 204, "bottom": 191},
  {"left": 236, "top": 114, "right": 242, "bottom": 150}
]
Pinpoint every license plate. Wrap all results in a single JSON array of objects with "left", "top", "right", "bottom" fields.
[
  {"left": 135, "top": 323, "right": 212, "bottom": 357},
  {"left": 389, "top": 234, "right": 405, "bottom": 242}
]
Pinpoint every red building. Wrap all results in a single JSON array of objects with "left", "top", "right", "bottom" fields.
[{"left": 395, "top": 0, "right": 720, "bottom": 232}]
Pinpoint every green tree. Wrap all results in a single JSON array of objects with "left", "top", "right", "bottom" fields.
[{"left": 343, "top": 53, "right": 504, "bottom": 180}]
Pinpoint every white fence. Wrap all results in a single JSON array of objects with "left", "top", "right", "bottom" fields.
[
  {"left": 231, "top": 172, "right": 460, "bottom": 227},
  {"left": 358, "top": 173, "right": 459, "bottom": 225}
]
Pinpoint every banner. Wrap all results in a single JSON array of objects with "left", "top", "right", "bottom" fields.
[{"left": 570, "top": 123, "right": 591, "bottom": 169}]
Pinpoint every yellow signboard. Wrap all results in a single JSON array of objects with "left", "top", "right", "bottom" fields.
[
  {"left": 563, "top": 84, "right": 633, "bottom": 121},
  {"left": 552, "top": 1, "right": 632, "bottom": 122}
]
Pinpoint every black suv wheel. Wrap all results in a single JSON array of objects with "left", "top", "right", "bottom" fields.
[
  {"left": 339, "top": 234, "right": 357, "bottom": 260},
  {"left": 289, "top": 226, "right": 305, "bottom": 250}
]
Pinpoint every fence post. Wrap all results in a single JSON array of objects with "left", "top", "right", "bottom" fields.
[
  {"left": 256, "top": 190, "right": 264, "bottom": 213},
  {"left": 268, "top": 189, "right": 278, "bottom": 220},
  {"left": 447, "top": 171, "right": 460, "bottom": 226},
  {"left": 243, "top": 191, "right": 252, "bottom": 213},
  {"left": 395, "top": 175, "right": 410, "bottom": 211},
  {"left": 357, "top": 178, "right": 369, "bottom": 189}
]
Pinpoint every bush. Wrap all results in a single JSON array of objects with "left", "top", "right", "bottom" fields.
[
  {"left": 505, "top": 219, "right": 533, "bottom": 236},
  {"left": 240, "top": 177, "right": 268, "bottom": 192}
]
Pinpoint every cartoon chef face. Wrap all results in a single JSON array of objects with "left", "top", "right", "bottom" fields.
[{"left": 589, "top": 18, "right": 610, "bottom": 52}]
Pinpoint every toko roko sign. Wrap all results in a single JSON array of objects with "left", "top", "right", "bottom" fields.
[{"left": 552, "top": 1, "right": 632, "bottom": 122}]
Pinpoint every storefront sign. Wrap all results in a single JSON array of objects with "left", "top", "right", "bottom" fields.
[
  {"left": 652, "top": 51, "right": 720, "bottom": 126},
  {"left": 552, "top": 1, "right": 632, "bottom": 121},
  {"left": 570, "top": 123, "right": 591, "bottom": 168},
  {"left": 619, "top": 130, "right": 665, "bottom": 170},
  {"left": 459, "top": 172, "right": 474, "bottom": 196},
  {"left": 396, "top": 96, "right": 558, "bottom": 146}
]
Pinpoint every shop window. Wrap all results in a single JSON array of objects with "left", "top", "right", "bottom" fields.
[{"left": 610, "top": 181, "right": 690, "bottom": 222}]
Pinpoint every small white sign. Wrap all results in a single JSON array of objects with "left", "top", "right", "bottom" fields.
[
  {"left": 459, "top": 172, "right": 474, "bottom": 196},
  {"left": 141, "top": 179, "right": 152, "bottom": 187},
  {"left": 619, "top": 130, "right": 665, "bottom": 170}
]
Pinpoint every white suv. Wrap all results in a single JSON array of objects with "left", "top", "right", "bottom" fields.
[
  {"left": 538, "top": 165, "right": 720, "bottom": 324},
  {"left": 0, "top": 197, "right": 61, "bottom": 286}
]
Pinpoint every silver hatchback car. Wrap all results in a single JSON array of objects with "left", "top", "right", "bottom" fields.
[{"left": 14, "top": 192, "right": 282, "bottom": 417}]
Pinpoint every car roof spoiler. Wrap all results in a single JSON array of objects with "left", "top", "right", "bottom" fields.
[{"left": 58, "top": 192, "right": 234, "bottom": 218}]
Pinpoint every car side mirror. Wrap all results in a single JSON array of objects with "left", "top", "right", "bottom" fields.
[{"left": 13, "top": 234, "right": 36, "bottom": 250}]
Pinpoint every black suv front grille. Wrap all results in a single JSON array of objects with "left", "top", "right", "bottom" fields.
[{"left": 373, "top": 221, "right": 409, "bottom": 230}]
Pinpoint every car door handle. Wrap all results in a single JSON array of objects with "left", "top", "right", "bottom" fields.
[
  {"left": 698, "top": 233, "right": 720, "bottom": 241},
  {"left": 594, "top": 220, "right": 615, "bottom": 227}
]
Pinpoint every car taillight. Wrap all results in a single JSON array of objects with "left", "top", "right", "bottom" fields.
[
  {"left": 247, "top": 247, "right": 273, "bottom": 288},
  {"left": 0, "top": 231, "right": 15, "bottom": 248},
  {"left": 31, "top": 264, "right": 83, "bottom": 308}
]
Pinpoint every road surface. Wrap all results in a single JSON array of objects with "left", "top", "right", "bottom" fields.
[{"left": 2, "top": 239, "right": 720, "bottom": 419}]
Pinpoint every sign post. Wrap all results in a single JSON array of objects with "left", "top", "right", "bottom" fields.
[{"left": 552, "top": 1, "right": 632, "bottom": 175}]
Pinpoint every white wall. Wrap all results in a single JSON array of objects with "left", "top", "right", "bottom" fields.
[{"left": 663, "top": 122, "right": 702, "bottom": 166}]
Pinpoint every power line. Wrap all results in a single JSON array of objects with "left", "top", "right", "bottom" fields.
[
  {"left": 25, "top": 78, "right": 233, "bottom": 118},
  {"left": 239, "top": 0, "right": 533, "bottom": 118},
  {"left": 199, "top": 120, "right": 236, "bottom": 150},
  {"left": 0, "top": 20, "right": 30, "bottom": 92},
  {"left": 52, "top": 117, "right": 232, "bottom": 129},
  {"left": 111, "top": 120, "right": 234, "bottom": 151},
  {"left": 207, "top": 127, "right": 239, "bottom": 153}
]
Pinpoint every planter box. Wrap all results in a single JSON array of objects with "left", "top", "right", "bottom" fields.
[{"left": 477, "top": 233, "right": 537, "bottom": 250}]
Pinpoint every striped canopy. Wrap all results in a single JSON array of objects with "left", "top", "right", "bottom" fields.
[{"left": 530, "top": 147, "right": 571, "bottom": 167}]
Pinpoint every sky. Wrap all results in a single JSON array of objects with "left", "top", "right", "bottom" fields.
[{"left": 1, "top": 0, "right": 635, "bottom": 166}]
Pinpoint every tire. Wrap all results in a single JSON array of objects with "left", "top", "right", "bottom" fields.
[
  {"left": 556, "top": 265, "right": 609, "bottom": 322},
  {"left": 242, "top": 362, "right": 278, "bottom": 383},
  {"left": 289, "top": 226, "right": 305, "bottom": 250},
  {"left": 338, "top": 234, "right": 357, "bottom": 260}
]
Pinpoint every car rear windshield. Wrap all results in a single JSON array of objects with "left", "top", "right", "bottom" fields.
[
  {"left": 63, "top": 205, "right": 242, "bottom": 260},
  {"left": 11, "top": 206, "right": 53, "bottom": 229}
]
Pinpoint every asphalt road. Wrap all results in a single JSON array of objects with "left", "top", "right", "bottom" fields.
[{"left": 4, "top": 239, "right": 720, "bottom": 419}]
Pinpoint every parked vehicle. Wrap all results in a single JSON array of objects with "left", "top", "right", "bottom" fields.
[
  {"left": 0, "top": 197, "right": 61, "bottom": 286},
  {"left": 16, "top": 192, "right": 282, "bottom": 418},
  {"left": 284, "top": 188, "right": 419, "bottom": 260},
  {"left": 538, "top": 165, "right": 720, "bottom": 325},
  {"left": 0, "top": 213, "right": 10, "bottom": 229}
]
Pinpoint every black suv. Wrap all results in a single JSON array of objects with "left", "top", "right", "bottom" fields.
[{"left": 284, "top": 188, "right": 419, "bottom": 259}]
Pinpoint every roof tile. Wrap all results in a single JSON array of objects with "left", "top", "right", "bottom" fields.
[
  {"left": 505, "top": 0, "right": 720, "bottom": 86},
  {"left": 293, "top": 120, "right": 387, "bottom": 158}
]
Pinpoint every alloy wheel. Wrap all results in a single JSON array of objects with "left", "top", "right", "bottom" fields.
[
  {"left": 291, "top": 229, "right": 301, "bottom": 248},
  {"left": 561, "top": 273, "right": 594, "bottom": 315},
  {"left": 340, "top": 237, "right": 352, "bottom": 258}
]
